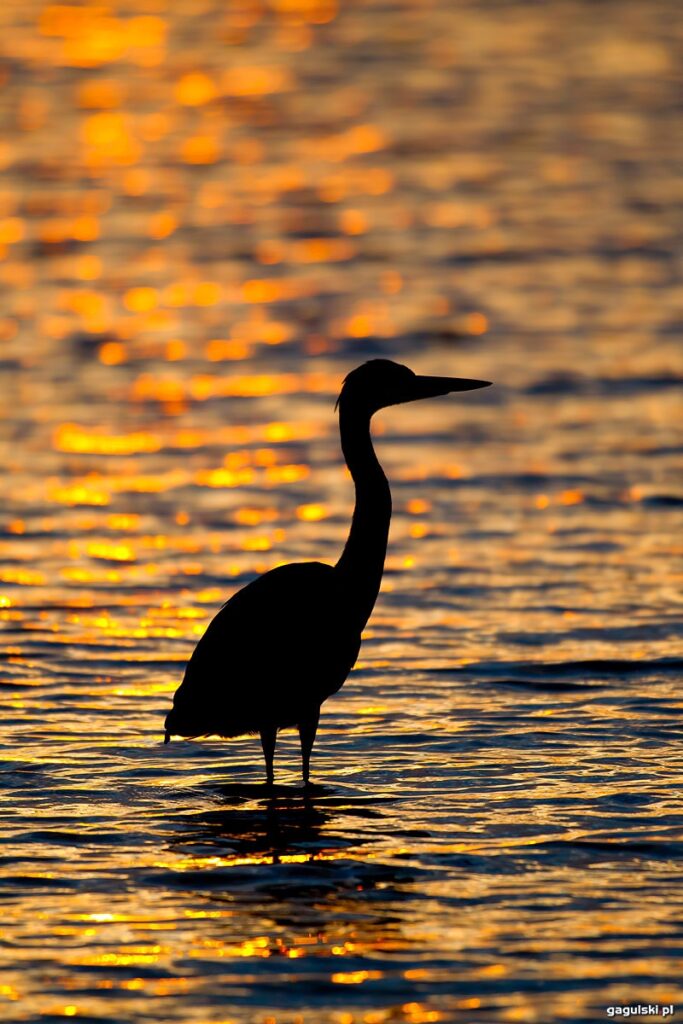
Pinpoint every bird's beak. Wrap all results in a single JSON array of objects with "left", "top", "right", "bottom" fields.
[{"left": 406, "top": 375, "right": 492, "bottom": 402}]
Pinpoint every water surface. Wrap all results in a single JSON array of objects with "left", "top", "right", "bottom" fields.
[{"left": 1, "top": 1, "right": 682, "bottom": 1021}]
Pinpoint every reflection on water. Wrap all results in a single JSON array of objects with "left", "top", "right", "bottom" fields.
[{"left": 1, "top": 0, "right": 682, "bottom": 1021}]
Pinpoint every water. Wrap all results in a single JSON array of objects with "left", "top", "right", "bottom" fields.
[{"left": 1, "top": 1, "right": 682, "bottom": 1021}]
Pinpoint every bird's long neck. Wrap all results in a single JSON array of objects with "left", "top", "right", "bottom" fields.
[{"left": 334, "top": 402, "right": 391, "bottom": 633}]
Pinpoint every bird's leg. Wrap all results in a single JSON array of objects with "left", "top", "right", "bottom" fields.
[
  {"left": 260, "top": 724, "right": 277, "bottom": 786},
  {"left": 298, "top": 708, "right": 320, "bottom": 787}
]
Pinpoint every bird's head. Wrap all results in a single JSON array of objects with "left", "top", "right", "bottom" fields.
[{"left": 336, "top": 359, "right": 491, "bottom": 415}]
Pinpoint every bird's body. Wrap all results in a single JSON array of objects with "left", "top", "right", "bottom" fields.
[
  {"left": 165, "top": 359, "right": 490, "bottom": 784},
  {"left": 165, "top": 561, "right": 360, "bottom": 739}
]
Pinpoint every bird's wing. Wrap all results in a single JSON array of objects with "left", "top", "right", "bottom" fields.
[{"left": 166, "top": 562, "right": 359, "bottom": 737}]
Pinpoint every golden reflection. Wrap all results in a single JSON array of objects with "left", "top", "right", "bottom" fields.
[
  {"left": 49, "top": 482, "right": 111, "bottom": 506},
  {"left": 401, "top": 1009, "right": 441, "bottom": 1024},
  {"left": 105, "top": 514, "right": 141, "bottom": 531},
  {"left": 132, "top": 371, "right": 331, "bottom": 402},
  {"left": 296, "top": 502, "right": 328, "bottom": 521},
  {"left": 77, "top": 947, "right": 163, "bottom": 967},
  {"left": 264, "top": 464, "right": 310, "bottom": 483},
  {"left": 196, "top": 467, "right": 255, "bottom": 488},
  {"left": 332, "top": 970, "right": 383, "bottom": 985},
  {"left": 54, "top": 424, "right": 160, "bottom": 455},
  {"left": 85, "top": 541, "right": 135, "bottom": 561},
  {"left": 206, "top": 338, "right": 251, "bottom": 360},
  {"left": 0, "top": 568, "right": 45, "bottom": 585}
]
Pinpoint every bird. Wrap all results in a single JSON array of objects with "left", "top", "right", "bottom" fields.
[{"left": 164, "top": 359, "right": 491, "bottom": 786}]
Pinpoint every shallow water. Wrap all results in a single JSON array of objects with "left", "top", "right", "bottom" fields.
[{"left": 1, "top": 1, "right": 682, "bottom": 1022}]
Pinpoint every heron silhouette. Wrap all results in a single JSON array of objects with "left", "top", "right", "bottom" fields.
[{"left": 164, "top": 359, "right": 490, "bottom": 786}]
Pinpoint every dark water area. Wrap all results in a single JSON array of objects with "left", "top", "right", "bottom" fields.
[{"left": 0, "top": 0, "right": 682, "bottom": 1021}]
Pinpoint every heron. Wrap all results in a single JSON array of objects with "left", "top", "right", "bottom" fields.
[{"left": 164, "top": 359, "right": 491, "bottom": 785}]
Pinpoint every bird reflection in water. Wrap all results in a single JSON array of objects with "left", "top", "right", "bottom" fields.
[
  {"left": 169, "top": 784, "right": 380, "bottom": 868},
  {"left": 165, "top": 360, "right": 491, "bottom": 784}
]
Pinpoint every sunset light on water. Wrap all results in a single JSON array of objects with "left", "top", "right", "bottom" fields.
[{"left": 0, "top": 1, "right": 682, "bottom": 1022}]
